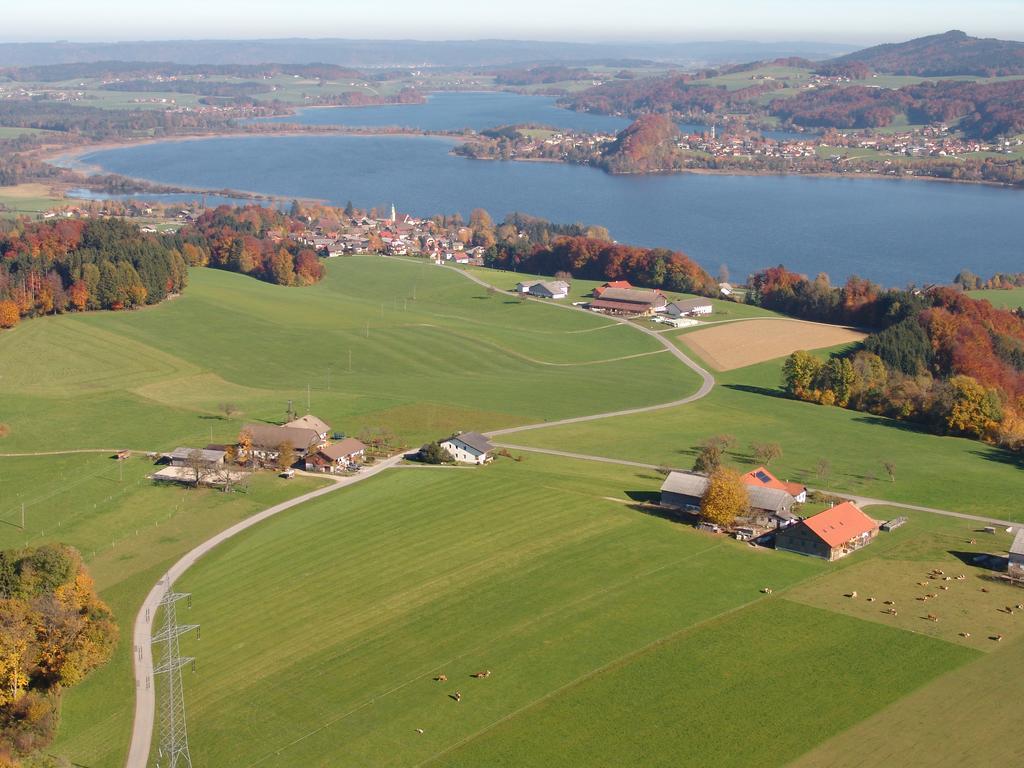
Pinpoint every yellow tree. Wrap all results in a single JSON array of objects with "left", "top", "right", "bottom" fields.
[
  {"left": 237, "top": 428, "right": 254, "bottom": 466},
  {"left": 700, "top": 467, "right": 749, "bottom": 528}
]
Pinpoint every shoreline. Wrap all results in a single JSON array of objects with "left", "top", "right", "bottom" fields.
[{"left": 35, "top": 130, "right": 1023, "bottom": 207}]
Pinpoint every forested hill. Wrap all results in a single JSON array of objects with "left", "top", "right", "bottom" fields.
[
  {"left": 824, "top": 30, "right": 1024, "bottom": 77},
  {"left": 0, "top": 218, "right": 188, "bottom": 326}
]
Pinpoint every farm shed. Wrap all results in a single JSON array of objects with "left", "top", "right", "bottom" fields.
[
  {"left": 775, "top": 502, "right": 879, "bottom": 561},
  {"left": 660, "top": 471, "right": 709, "bottom": 509},
  {"left": 167, "top": 447, "right": 225, "bottom": 468},
  {"left": 665, "top": 298, "right": 713, "bottom": 318}
]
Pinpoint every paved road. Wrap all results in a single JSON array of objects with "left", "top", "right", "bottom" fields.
[
  {"left": 434, "top": 264, "right": 715, "bottom": 438},
  {"left": 125, "top": 454, "right": 405, "bottom": 768},
  {"left": 493, "top": 443, "right": 1015, "bottom": 528}
]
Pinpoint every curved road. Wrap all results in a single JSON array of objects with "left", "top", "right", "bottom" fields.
[
  {"left": 437, "top": 263, "right": 715, "bottom": 438},
  {"left": 125, "top": 455, "right": 404, "bottom": 768},
  {"left": 125, "top": 259, "right": 1001, "bottom": 767}
]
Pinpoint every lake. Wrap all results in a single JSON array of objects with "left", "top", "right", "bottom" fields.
[{"left": 72, "top": 96, "right": 1024, "bottom": 286}]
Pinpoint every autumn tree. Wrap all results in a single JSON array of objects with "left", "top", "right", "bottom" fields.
[
  {"left": 184, "top": 449, "right": 209, "bottom": 487},
  {"left": 0, "top": 301, "right": 19, "bottom": 329},
  {"left": 882, "top": 461, "right": 896, "bottom": 482},
  {"left": 700, "top": 467, "right": 749, "bottom": 528},
  {"left": 236, "top": 428, "right": 254, "bottom": 466},
  {"left": 750, "top": 442, "right": 782, "bottom": 466},
  {"left": 277, "top": 441, "right": 296, "bottom": 470},
  {"left": 782, "top": 350, "right": 822, "bottom": 399},
  {"left": 946, "top": 375, "right": 1003, "bottom": 439},
  {"left": 693, "top": 434, "right": 735, "bottom": 474}
]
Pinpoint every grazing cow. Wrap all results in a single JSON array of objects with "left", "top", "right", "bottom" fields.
[
  {"left": 415, "top": 728, "right": 425, "bottom": 734},
  {"left": 886, "top": 608, "right": 898, "bottom": 616},
  {"left": 956, "top": 575, "right": 966, "bottom": 581},
  {"left": 884, "top": 600, "right": 895, "bottom": 605},
  {"left": 452, "top": 691, "right": 462, "bottom": 702},
  {"left": 943, "top": 576, "right": 952, "bottom": 582},
  {"left": 917, "top": 581, "right": 929, "bottom": 587},
  {"left": 917, "top": 596, "right": 929, "bottom": 602},
  {"left": 1016, "top": 604, "right": 1023, "bottom": 610},
  {"left": 761, "top": 587, "right": 773, "bottom": 594},
  {"left": 927, "top": 614, "right": 939, "bottom": 622},
  {"left": 471, "top": 670, "right": 491, "bottom": 679},
  {"left": 866, "top": 597, "right": 876, "bottom": 602},
  {"left": 434, "top": 674, "right": 448, "bottom": 682},
  {"left": 969, "top": 538, "right": 977, "bottom": 544},
  {"left": 849, "top": 591, "right": 858, "bottom": 598},
  {"left": 982, "top": 588, "right": 990, "bottom": 593},
  {"left": 993, "top": 634, "right": 1004, "bottom": 642},
  {"left": 959, "top": 632, "right": 971, "bottom": 638},
  {"left": 940, "top": 585, "right": 950, "bottom": 591},
  {"left": 927, "top": 593, "right": 938, "bottom": 599}
]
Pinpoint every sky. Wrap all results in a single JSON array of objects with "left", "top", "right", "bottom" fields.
[{"left": 1, "top": 0, "right": 1021, "bottom": 44}]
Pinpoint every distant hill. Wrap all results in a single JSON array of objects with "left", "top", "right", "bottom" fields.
[
  {"left": 825, "top": 30, "right": 1024, "bottom": 77},
  {"left": 0, "top": 38, "right": 854, "bottom": 69}
]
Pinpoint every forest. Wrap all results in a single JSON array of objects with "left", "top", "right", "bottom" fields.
[
  {"left": 823, "top": 30, "right": 1024, "bottom": 77},
  {"left": 0, "top": 545, "right": 117, "bottom": 766},
  {"left": 769, "top": 79, "right": 1024, "bottom": 139},
  {"left": 0, "top": 218, "right": 188, "bottom": 327},
  {"left": 171, "top": 205, "right": 324, "bottom": 288},
  {"left": 598, "top": 114, "right": 685, "bottom": 173},
  {"left": 759, "top": 266, "right": 1024, "bottom": 450},
  {"left": 485, "top": 234, "right": 718, "bottom": 296}
]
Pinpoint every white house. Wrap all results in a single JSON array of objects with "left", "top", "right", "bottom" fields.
[
  {"left": 440, "top": 431, "right": 494, "bottom": 465},
  {"left": 516, "top": 280, "right": 570, "bottom": 299},
  {"left": 665, "top": 298, "right": 713, "bottom": 318}
]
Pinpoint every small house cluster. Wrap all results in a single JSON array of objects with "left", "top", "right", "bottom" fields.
[
  {"left": 660, "top": 465, "right": 881, "bottom": 561},
  {"left": 240, "top": 414, "right": 366, "bottom": 474}
]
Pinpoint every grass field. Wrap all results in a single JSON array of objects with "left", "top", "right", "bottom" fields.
[
  {"left": 0, "top": 182, "right": 63, "bottom": 216},
  {"left": 968, "top": 287, "right": 1024, "bottom": 310},
  {"left": 0, "top": 257, "right": 696, "bottom": 453},
  {"left": 504, "top": 356, "right": 1024, "bottom": 520},
  {"left": 152, "top": 454, "right": 980, "bottom": 768},
  {"left": 5, "top": 256, "right": 1022, "bottom": 767},
  {"left": 0, "top": 452, "right": 330, "bottom": 768},
  {"left": 678, "top": 318, "right": 866, "bottom": 370}
]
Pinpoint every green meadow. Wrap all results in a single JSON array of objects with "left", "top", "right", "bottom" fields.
[
  {"left": 2, "top": 255, "right": 1022, "bottom": 767},
  {"left": 163, "top": 455, "right": 982, "bottom": 768},
  {"left": 502, "top": 356, "right": 1023, "bottom": 520},
  {"left": 0, "top": 256, "right": 695, "bottom": 454},
  {"left": 968, "top": 287, "right": 1024, "bottom": 310}
]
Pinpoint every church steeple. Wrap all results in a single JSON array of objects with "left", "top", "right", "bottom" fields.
[{"left": 390, "top": 203, "right": 397, "bottom": 223}]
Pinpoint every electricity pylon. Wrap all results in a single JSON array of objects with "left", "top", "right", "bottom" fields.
[{"left": 152, "top": 583, "right": 199, "bottom": 768}]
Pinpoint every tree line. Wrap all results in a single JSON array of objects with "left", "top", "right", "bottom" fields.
[
  {"left": 0, "top": 218, "right": 188, "bottom": 327},
  {"left": 0, "top": 545, "right": 117, "bottom": 765},
  {"left": 765, "top": 269, "right": 1024, "bottom": 451},
  {"left": 169, "top": 205, "right": 325, "bottom": 287}
]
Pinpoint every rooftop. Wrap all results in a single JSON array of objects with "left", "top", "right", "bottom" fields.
[
  {"left": 802, "top": 502, "right": 878, "bottom": 549},
  {"left": 445, "top": 431, "right": 494, "bottom": 455}
]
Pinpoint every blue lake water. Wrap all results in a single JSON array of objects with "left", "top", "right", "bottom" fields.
[
  {"left": 76, "top": 131, "right": 1024, "bottom": 286},
  {"left": 256, "top": 91, "right": 631, "bottom": 134}
]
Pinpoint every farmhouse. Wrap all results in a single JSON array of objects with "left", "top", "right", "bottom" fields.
[
  {"left": 284, "top": 414, "right": 331, "bottom": 442},
  {"left": 665, "top": 298, "right": 713, "bottom": 318},
  {"left": 588, "top": 287, "right": 667, "bottom": 316},
  {"left": 592, "top": 280, "right": 632, "bottom": 297},
  {"left": 515, "top": 280, "right": 571, "bottom": 299},
  {"left": 661, "top": 470, "right": 795, "bottom": 527},
  {"left": 744, "top": 486, "right": 798, "bottom": 528},
  {"left": 440, "top": 431, "right": 494, "bottom": 464},
  {"left": 1008, "top": 528, "right": 1024, "bottom": 579},
  {"left": 241, "top": 423, "right": 325, "bottom": 466},
  {"left": 167, "top": 447, "right": 225, "bottom": 468},
  {"left": 741, "top": 466, "right": 807, "bottom": 503},
  {"left": 304, "top": 438, "right": 367, "bottom": 474},
  {"left": 775, "top": 502, "right": 879, "bottom": 561}
]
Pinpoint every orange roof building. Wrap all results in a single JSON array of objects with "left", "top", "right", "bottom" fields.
[
  {"left": 741, "top": 466, "right": 807, "bottom": 502},
  {"left": 775, "top": 502, "right": 879, "bottom": 561}
]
